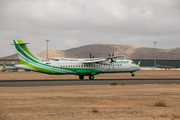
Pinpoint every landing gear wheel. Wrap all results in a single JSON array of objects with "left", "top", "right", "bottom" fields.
[
  {"left": 132, "top": 73, "right": 135, "bottom": 77},
  {"left": 89, "top": 75, "right": 94, "bottom": 80},
  {"left": 79, "top": 75, "right": 84, "bottom": 80}
]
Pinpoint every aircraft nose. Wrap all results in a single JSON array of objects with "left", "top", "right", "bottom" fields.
[{"left": 134, "top": 64, "right": 140, "bottom": 70}]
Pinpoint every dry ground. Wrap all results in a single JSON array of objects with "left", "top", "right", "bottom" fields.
[
  {"left": 0, "top": 71, "right": 180, "bottom": 120},
  {"left": 0, "top": 70, "right": 180, "bottom": 80},
  {"left": 1, "top": 85, "right": 180, "bottom": 120}
]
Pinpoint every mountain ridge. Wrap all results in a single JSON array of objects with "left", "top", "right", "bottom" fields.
[{"left": 1, "top": 44, "right": 180, "bottom": 60}]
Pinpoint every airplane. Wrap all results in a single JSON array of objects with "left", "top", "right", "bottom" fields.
[
  {"left": 0, "top": 62, "right": 6, "bottom": 72},
  {"left": 13, "top": 39, "right": 140, "bottom": 80}
]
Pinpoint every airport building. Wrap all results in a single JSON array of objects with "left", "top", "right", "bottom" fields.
[
  {"left": 0, "top": 58, "right": 20, "bottom": 67},
  {"left": 133, "top": 59, "right": 180, "bottom": 68}
]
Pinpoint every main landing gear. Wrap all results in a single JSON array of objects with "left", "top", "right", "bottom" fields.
[
  {"left": 79, "top": 75, "right": 84, "bottom": 80},
  {"left": 89, "top": 74, "right": 94, "bottom": 80},
  {"left": 79, "top": 75, "right": 94, "bottom": 80}
]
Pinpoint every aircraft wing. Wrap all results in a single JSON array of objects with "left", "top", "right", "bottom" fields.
[
  {"left": 82, "top": 59, "right": 106, "bottom": 64},
  {"left": 54, "top": 57, "right": 106, "bottom": 63},
  {"left": 54, "top": 55, "right": 124, "bottom": 64},
  {"left": 54, "top": 58, "right": 80, "bottom": 61}
]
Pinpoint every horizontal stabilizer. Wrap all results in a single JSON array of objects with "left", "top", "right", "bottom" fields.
[{"left": 11, "top": 42, "right": 30, "bottom": 45}]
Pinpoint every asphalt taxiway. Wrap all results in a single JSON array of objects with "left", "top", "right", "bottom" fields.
[{"left": 0, "top": 78, "right": 180, "bottom": 87}]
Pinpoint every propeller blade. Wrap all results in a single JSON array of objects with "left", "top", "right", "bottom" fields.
[
  {"left": 108, "top": 53, "right": 111, "bottom": 57},
  {"left": 90, "top": 52, "right": 92, "bottom": 58},
  {"left": 112, "top": 52, "right": 114, "bottom": 57}
]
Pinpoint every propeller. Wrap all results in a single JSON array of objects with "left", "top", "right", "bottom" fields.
[
  {"left": 90, "top": 53, "right": 95, "bottom": 58},
  {"left": 108, "top": 52, "right": 115, "bottom": 63},
  {"left": 90, "top": 52, "right": 92, "bottom": 58}
]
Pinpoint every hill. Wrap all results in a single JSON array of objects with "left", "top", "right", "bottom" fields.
[
  {"left": 2, "top": 44, "right": 180, "bottom": 60},
  {"left": 39, "top": 44, "right": 180, "bottom": 60}
]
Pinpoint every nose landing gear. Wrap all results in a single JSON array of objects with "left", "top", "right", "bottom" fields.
[{"left": 131, "top": 72, "right": 135, "bottom": 77}]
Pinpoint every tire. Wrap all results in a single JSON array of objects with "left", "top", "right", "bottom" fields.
[
  {"left": 79, "top": 75, "right": 84, "bottom": 80},
  {"left": 89, "top": 75, "right": 94, "bottom": 80},
  {"left": 132, "top": 74, "right": 135, "bottom": 77}
]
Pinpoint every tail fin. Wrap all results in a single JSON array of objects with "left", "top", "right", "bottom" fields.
[
  {"left": 13, "top": 40, "right": 43, "bottom": 64},
  {"left": 0, "top": 62, "right": 6, "bottom": 72},
  {"left": 138, "top": 61, "right": 141, "bottom": 66},
  {"left": 3, "top": 62, "right": 6, "bottom": 68}
]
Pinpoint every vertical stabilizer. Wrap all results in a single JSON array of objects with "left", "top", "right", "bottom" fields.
[
  {"left": 3, "top": 62, "right": 6, "bottom": 68},
  {"left": 13, "top": 40, "right": 43, "bottom": 64}
]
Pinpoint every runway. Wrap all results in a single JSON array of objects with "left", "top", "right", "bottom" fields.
[{"left": 0, "top": 78, "right": 180, "bottom": 87}]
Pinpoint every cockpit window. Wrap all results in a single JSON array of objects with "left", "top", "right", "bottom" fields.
[{"left": 131, "top": 62, "right": 134, "bottom": 64}]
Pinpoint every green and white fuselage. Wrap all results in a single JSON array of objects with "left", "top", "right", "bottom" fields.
[{"left": 13, "top": 40, "right": 140, "bottom": 80}]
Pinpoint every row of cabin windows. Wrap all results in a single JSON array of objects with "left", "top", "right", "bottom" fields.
[{"left": 59, "top": 64, "right": 122, "bottom": 68}]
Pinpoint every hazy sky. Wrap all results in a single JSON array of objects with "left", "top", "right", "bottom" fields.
[{"left": 0, "top": 0, "right": 180, "bottom": 57}]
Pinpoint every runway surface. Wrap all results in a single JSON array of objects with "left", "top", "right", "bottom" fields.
[{"left": 0, "top": 78, "right": 180, "bottom": 87}]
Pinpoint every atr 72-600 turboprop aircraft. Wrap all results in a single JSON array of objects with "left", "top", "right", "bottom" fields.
[{"left": 13, "top": 40, "right": 140, "bottom": 80}]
